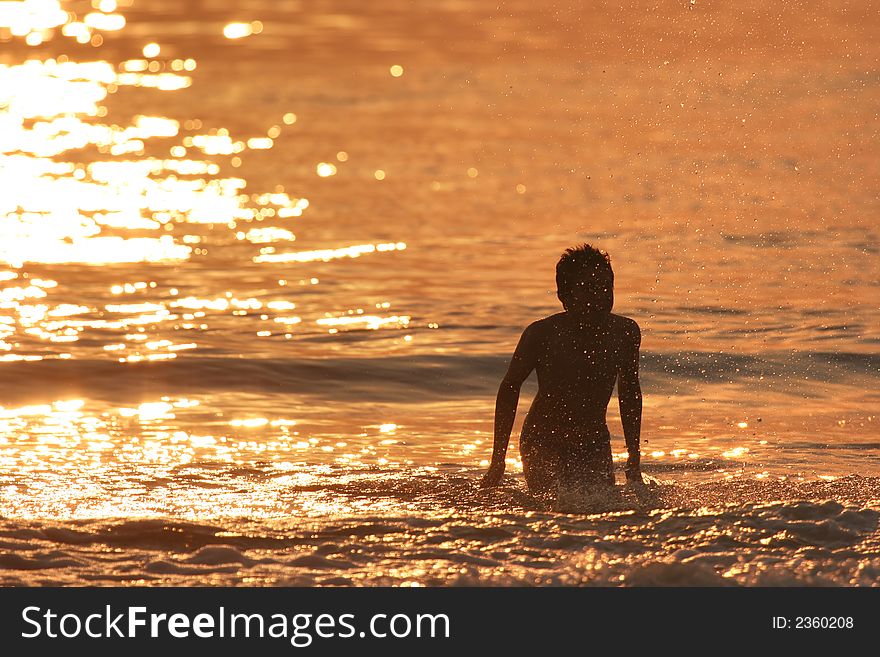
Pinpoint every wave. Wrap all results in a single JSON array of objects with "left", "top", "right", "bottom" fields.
[{"left": 0, "top": 350, "right": 877, "bottom": 403}]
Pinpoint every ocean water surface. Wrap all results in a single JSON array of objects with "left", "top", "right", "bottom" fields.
[{"left": 0, "top": 0, "right": 878, "bottom": 586}]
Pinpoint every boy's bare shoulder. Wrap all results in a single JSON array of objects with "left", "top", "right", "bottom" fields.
[
  {"left": 610, "top": 313, "right": 641, "bottom": 342},
  {"left": 521, "top": 313, "right": 564, "bottom": 339},
  {"left": 529, "top": 313, "right": 566, "bottom": 331}
]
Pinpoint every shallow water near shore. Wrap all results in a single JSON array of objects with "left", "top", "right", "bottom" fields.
[
  {"left": 0, "top": 0, "right": 878, "bottom": 586},
  {"left": 3, "top": 471, "right": 879, "bottom": 586}
]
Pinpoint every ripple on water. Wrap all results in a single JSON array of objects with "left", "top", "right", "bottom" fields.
[{"left": 0, "top": 473, "right": 877, "bottom": 586}]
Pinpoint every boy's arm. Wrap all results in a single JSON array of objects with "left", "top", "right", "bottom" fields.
[
  {"left": 617, "top": 319, "right": 643, "bottom": 482},
  {"left": 480, "top": 322, "right": 539, "bottom": 487}
]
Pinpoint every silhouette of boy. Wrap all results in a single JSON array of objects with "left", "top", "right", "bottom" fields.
[{"left": 480, "top": 244, "right": 643, "bottom": 494}]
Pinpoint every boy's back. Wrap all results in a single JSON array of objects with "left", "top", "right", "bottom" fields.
[{"left": 527, "top": 311, "right": 640, "bottom": 427}]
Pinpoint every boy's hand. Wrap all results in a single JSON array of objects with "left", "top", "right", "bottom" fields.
[
  {"left": 480, "top": 461, "right": 505, "bottom": 488},
  {"left": 624, "top": 455, "right": 643, "bottom": 484},
  {"left": 625, "top": 468, "right": 644, "bottom": 484}
]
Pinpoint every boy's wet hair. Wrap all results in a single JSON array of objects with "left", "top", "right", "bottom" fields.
[{"left": 556, "top": 244, "right": 614, "bottom": 311}]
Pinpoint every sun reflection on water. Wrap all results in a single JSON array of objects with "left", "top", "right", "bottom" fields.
[
  {"left": 0, "top": 4, "right": 417, "bottom": 365},
  {"left": 0, "top": 394, "right": 451, "bottom": 519}
]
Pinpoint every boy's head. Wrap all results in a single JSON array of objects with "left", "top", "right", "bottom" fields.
[{"left": 556, "top": 244, "right": 614, "bottom": 316}]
